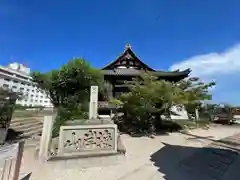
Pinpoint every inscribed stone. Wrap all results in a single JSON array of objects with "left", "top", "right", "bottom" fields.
[{"left": 58, "top": 124, "right": 117, "bottom": 157}]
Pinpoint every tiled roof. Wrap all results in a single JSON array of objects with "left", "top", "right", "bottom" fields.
[{"left": 101, "top": 68, "right": 191, "bottom": 77}]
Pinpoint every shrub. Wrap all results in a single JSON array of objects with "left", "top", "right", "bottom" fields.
[
  {"left": 114, "top": 73, "right": 215, "bottom": 135},
  {"left": 52, "top": 105, "right": 89, "bottom": 137}
]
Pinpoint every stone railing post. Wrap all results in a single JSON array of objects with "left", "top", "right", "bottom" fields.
[
  {"left": 13, "top": 140, "right": 24, "bottom": 180},
  {"left": 38, "top": 116, "right": 54, "bottom": 161}
]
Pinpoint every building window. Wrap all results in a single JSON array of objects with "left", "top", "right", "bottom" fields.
[
  {"left": 4, "top": 78, "right": 10, "bottom": 81},
  {"left": 36, "top": 95, "right": 38, "bottom": 98},
  {"left": 21, "top": 82, "right": 25, "bottom": 85},
  {"left": 13, "top": 80, "right": 18, "bottom": 83},
  {"left": 35, "top": 100, "right": 38, "bottom": 102},
  {"left": 40, "top": 96, "right": 43, "bottom": 98},
  {"left": 40, "top": 100, "right": 42, "bottom": 103},
  {"left": 12, "top": 86, "right": 17, "bottom": 89},
  {"left": 26, "top": 89, "right": 30, "bottom": 91},
  {"left": 32, "top": 90, "right": 34, "bottom": 92}
]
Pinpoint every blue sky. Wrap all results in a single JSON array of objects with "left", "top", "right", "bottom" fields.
[{"left": 0, "top": 0, "right": 240, "bottom": 105}]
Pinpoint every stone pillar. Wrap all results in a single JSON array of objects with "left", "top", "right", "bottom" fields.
[
  {"left": 89, "top": 86, "right": 98, "bottom": 120},
  {"left": 38, "top": 116, "right": 54, "bottom": 161},
  {"left": 13, "top": 140, "right": 24, "bottom": 180},
  {"left": 195, "top": 108, "right": 199, "bottom": 121}
]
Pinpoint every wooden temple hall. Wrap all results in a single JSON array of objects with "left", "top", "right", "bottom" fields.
[{"left": 100, "top": 44, "right": 191, "bottom": 98}]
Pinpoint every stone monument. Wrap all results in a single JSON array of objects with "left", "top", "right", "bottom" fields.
[
  {"left": 42, "top": 85, "right": 126, "bottom": 166},
  {"left": 89, "top": 86, "right": 98, "bottom": 120},
  {"left": 58, "top": 124, "right": 118, "bottom": 157}
]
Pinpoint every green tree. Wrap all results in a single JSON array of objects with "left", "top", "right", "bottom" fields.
[
  {"left": 32, "top": 58, "right": 103, "bottom": 108},
  {"left": 114, "top": 73, "right": 215, "bottom": 134},
  {"left": 31, "top": 58, "right": 104, "bottom": 136},
  {"left": 177, "top": 77, "right": 215, "bottom": 116}
]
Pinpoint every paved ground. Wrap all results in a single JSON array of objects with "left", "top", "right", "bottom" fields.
[{"left": 17, "top": 125, "right": 240, "bottom": 180}]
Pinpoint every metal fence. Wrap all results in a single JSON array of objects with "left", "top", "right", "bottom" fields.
[{"left": 0, "top": 141, "right": 24, "bottom": 180}]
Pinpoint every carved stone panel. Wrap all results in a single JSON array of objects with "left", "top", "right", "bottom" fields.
[{"left": 58, "top": 124, "right": 118, "bottom": 156}]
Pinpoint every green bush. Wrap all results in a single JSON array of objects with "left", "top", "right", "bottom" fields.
[
  {"left": 52, "top": 105, "right": 88, "bottom": 137},
  {"left": 32, "top": 58, "right": 105, "bottom": 137}
]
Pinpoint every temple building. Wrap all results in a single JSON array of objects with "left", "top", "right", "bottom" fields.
[{"left": 100, "top": 44, "right": 191, "bottom": 98}]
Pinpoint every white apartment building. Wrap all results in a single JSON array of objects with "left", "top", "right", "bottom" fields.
[{"left": 0, "top": 62, "right": 53, "bottom": 107}]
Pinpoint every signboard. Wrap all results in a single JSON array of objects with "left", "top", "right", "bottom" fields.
[{"left": 58, "top": 124, "right": 118, "bottom": 157}]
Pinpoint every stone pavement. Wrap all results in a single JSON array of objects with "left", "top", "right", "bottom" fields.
[
  {"left": 180, "top": 132, "right": 240, "bottom": 180},
  {"left": 17, "top": 125, "right": 240, "bottom": 180}
]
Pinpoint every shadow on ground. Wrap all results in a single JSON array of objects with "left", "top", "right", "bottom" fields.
[
  {"left": 5, "top": 128, "right": 23, "bottom": 142},
  {"left": 150, "top": 142, "right": 240, "bottom": 180}
]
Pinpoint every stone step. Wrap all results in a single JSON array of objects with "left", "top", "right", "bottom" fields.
[
  {"left": 20, "top": 127, "right": 42, "bottom": 138},
  {"left": 11, "top": 117, "right": 38, "bottom": 121},
  {"left": 10, "top": 121, "right": 43, "bottom": 131},
  {"left": 16, "top": 125, "right": 43, "bottom": 137},
  {"left": 11, "top": 116, "right": 42, "bottom": 122},
  {"left": 9, "top": 117, "right": 43, "bottom": 142},
  {"left": 10, "top": 118, "right": 41, "bottom": 127}
]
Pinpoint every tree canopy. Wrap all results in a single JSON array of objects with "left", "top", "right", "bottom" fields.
[
  {"left": 114, "top": 72, "right": 215, "bottom": 134},
  {"left": 31, "top": 58, "right": 103, "bottom": 108},
  {"left": 31, "top": 58, "right": 104, "bottom": 136}
]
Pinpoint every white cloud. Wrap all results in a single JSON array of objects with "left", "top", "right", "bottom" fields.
[
  {"left": 170, "top": 44, "right": 240, "bottom": 77},
  {"left": 169, "top": 44, "right": 240, "bottom": 105}
]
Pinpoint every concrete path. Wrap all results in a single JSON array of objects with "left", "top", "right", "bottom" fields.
[{"left": 18, "top": 125, "right": 240, "bottom": 180}]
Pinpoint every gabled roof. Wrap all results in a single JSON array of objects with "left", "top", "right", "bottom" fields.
[
  {"left": 102, "top": 44, "right": 155, "bottom": 71},
  {"left": 101, "top": 44, "right": 191, "bottom": 79}
]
